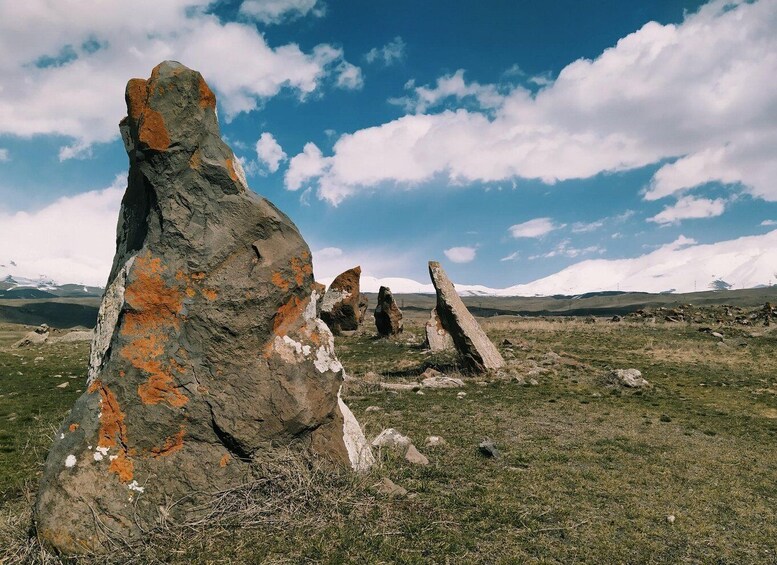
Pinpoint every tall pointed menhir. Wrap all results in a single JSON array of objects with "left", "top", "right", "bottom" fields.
[{"left": 34, "top": 61, "right": 372, "bottom": 555}]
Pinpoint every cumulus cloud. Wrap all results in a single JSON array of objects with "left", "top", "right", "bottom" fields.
[
  {"left": 0, "top": 176, "right": 125, "bottom": 286},
  {"left": 335, "top": 61, "right": 364, "bottom": 90},
  {"left": 444, "top": 246, "right": 477, "bottom": 263},
  {"left": 286, "top": 0, "right": 777, "bottom": 205},
  {"left": 508, "top": 218, "right": 560, "bottom": 238},
  {"left": 365, "top": 36, "right": 406, "bottom": 66},
  {"left": 239, "top": 0, "right": 325, "bottom": 24},
  {"left": 311, "top": 245, "right": 418, "bottom": 282},
  {"left": 0, "top": 148, "right": 9, "bottom": 162},
  {"left": 648, "top": 196, "right": 726, "bottom": 225},
  {"left": 761, "top": 220, "right": 777, "bottom": 226},
  {"left": 285, "top": 142, "right": 327, "bottom": 191},
  {"left": 0, "top": 0, "right": 357, "bottom": 157},
  {"left": 389, "top": 70, "right": 504, "bottom": 113},
  {"left": 255, "top": 132, "right": 287, "bottom": 173}
]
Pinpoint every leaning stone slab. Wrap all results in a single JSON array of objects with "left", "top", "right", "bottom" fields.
[
  {"left": 34, "top": 61, "right": 372, "bottom": 555},
  {"left": 428, "top": 261, "right": 504, "bottom": 372},
  {"left": 424, "top": 308, "right": 453, "bottom": 352}
]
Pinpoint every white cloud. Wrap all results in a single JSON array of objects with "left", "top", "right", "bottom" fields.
[
  {"left": 311, "top": 245, "right": 417, "bottom": 282},
  {"left": 285, "top": 142, "right": 327, "bottom": 191},
  {"left": 335, "top": 61, "right": 364, "bottom": 90},
  {"left": 389, "top": 70, "right": 504, "bottom": 113},
  {"left": 648, "top": 196, "right": 726, "bottom": 225},
  {"left": 0, "top": 176, "right": 125, "bottom": 286},
  {"left": 287, "top": 0, "right": 777, "bottom": 204},
  {"left": 365, "top": 36, "right": 406, "bottom": 66},
  {"left": 761, "top": 220, "right": 777, "bottom": 226},
  {"left": 500, "top": 251, "right": 520, "bottom": 262},
  {"left": 0, "top": 1, "right": 356, "bottom": 156},
  {"left": 571, "top": 219, "right": 605, "bottom": 233},
  {"left": 239, "top": 0, "right": 325, "bottom": 24},
  {"left": 508, "top": 217, "right": 559, "bottom": 238},
  {"left": 529, "top": 239, "right": 604, "bottom": 260},
  {"left": 0, "top": 148, "right": 9, "bottom": 162},
  {"left": 444, "top": 246, "right": 477, "bottom": 263},
  {"left": 255, "top": 132, "right": 287, "bottom": 173}
]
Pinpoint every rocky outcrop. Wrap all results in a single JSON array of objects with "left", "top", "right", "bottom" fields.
[
  {"left": 374, "top": 286, "right": 403, "bottom": 336},
  {"left": 34, "top": 61, "right": 372, "bottom": 555},
  {"left": 424, "top": 308, "right": 453, "bottom": 352},
  {"left": 320, "top": 266, "right": 362, "bottom": 335},
  {"left": 428, "top": 261, "right": 504, "bottom": 372}
]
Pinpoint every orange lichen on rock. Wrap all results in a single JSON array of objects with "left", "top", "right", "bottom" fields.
[
  {"left": 290, "top": 256, "right": 313, "bottom": 286},
  {"left": 189, "top": 149, "right": 202, "bottom": 170},
  {"left": 120, "top": 253, "right": 188, "bottom": 409},
  {"left": 219, "top": 454, "right": 230, "bottom": 467},
  {"left": 138, "top": 109, "right": 171, "bottom": 152},
  {"left": 202, "top": 288, "right": 218, "bottom": 301},
  {"left": 88, "top": 380, "right": 133, "bottom": 483},
  {"left": 68, "top": 423, "right": 79, "bottom": 432},
  {"left": 150, "top": 427, "right": 185, "bottom": 458},
  {"left": 225, "top": 158, "right": 238, "bottom": 181},
  {"left": 273, "top": 295, "right": 307, "bottom": 337},
  {"left": 272, "top": 271, "right": 290, "bottom": 292},
  {"left": 126, "top": 79, "right": 148, "bottom": 120},
  {"left": 199, "top": 76, "right": 216, "bottom": 110},
  {"left": 108, "top": 451, "right": 134, "bottom": 483}
]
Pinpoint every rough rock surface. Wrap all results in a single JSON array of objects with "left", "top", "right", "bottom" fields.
[
  {"left": 424, "top": 308, "right": 453, "bottom": 352},
  {"left": 320, "top": 266, "right": 362, "bottom": 335},
  {"left": 374, "top": 286, "right": 403, "bottom": 336},
  {"left": 428, "top": 262, "right": 504, "bottom": 372},
  {"left": 358, "top": 293, "right": 369, "bottom": 323},
  {"left": 609, "top": 368, "right": 650, "bottom": 388},
  {"left": 34, "top": 62, "right": 372, "bottom": 555}
]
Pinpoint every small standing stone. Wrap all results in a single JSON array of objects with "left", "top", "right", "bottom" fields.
[{"left": 374, "top": 286, "right": 403, "bottom": 336}]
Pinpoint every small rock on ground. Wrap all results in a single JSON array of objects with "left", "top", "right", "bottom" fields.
[
  {"left": 404, "top": 444, "right": 429, "bottom": 465},
  {"left": 375, "top": 477, "right": 407, "bottom": 497},
  {"left": 422, "top": 376, "right": 465, "bottom": 389},
  {"left": 425, "top": 436, "right": 446, "bottom": 447},
  {"left": 478, "top": 438, "right": 500, "bottom": 458},
  {"left": 372, "top": 428, "right": 412, "bottom": 449},
  {"left": 609, "top": 368, "right": 650, "bottom": 388}
]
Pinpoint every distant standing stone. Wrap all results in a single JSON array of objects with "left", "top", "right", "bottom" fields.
[
  {"left": 428, "top": 261, "right": 504, "bottom": 372},
  {"left": 358, "top": 293, "right": 369, "bottom": 323},
  {"left": 320, "top": 266, "right": 362, "bottom": 335},
  {"left": 425, "top": 308, "right": 454, "bottom": 352},
  {"left": 374, "top": 286, "right": 403, "bottom": 336}
]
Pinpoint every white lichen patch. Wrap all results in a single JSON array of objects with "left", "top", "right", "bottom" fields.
[
  {"left": 93, "top": 446, "right": 109, "bottom": 461},
  {"left": 304, "top": 290, "right": 318, "bottom": 321},
  {"left": 320, "top": 289, "right": 350, "bottom": 314},
  {"left": 59, "top": 433, "right": 65, "bottom": 440},
  {"left": 232, "top": 154, "right": 249, "bottom": 191},
  {"left": 65, "top": 454, "right": 77, "bottom": 468},
  {"left": 127, "top": 480, "right": 145, "bottom": 493},
  {"left": 338, "top": 388, "right": 374, "bottom": 472},
  {"left": 89, "top": 256, "right": 135, "bottom": 384},
  {"left": 314, "top": 346, "right": 343, "bottom": 374}
]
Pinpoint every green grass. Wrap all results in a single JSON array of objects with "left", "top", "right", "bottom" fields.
[{"left": 2, "top": 317, "right": 777, "bottom": 563}]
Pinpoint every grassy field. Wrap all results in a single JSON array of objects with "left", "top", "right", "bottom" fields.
[{"left": 1, "top": 315, "right": 776, "bottom": 563}]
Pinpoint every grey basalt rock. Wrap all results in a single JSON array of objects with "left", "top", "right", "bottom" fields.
[
  {"left": 428, "top": 261, "right": 504, "bottom": 372},
  {"left": 34, "top": 61, "right": 372, "bottom": 555},
  {"left": 374, "top": 286, "right": 403, "bottom": 336},
  {"left": 320, "top": 266, "right": 362, "bottom": 335}
]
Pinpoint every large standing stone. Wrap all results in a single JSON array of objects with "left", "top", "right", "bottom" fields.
[
  {"left": 428, "top": 261, "right": 504, "bottom": 372},
  {"left": 34, "top": 62, "right": 372, "bottom": 555},
  {"left": 374, "top": 286, "right": 403, "bottom": 336},
  {"left": 320, "top": 266, "right": 362, "bottom": 335},
  {"left": 424, "top": 308, "right": 453, "bottom": 352}
]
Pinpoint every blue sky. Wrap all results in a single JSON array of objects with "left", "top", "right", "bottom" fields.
[{"left": 1, "top": 0, "right": 776, "bottom": 291}]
